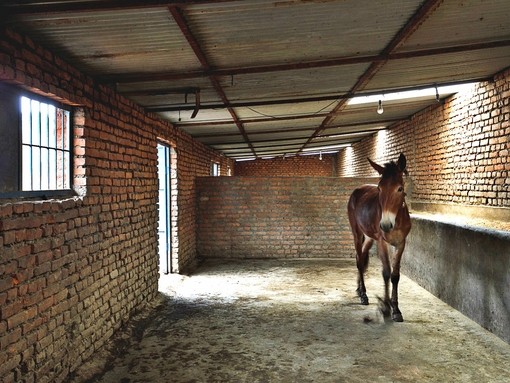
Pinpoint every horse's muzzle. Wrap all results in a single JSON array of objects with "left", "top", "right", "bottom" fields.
[
  {"left": 380, "top": 211, "right": 396, "bottom": 233},
  {"left": 380, "top": 222, "right": 394, "bottom": 233}
]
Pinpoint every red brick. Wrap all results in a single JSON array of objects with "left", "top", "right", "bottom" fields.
[{"left": 2, "top": 20, "right": 507, "bottom": 383}]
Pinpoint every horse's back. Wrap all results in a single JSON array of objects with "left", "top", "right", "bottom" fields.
[
  {"left": 347, "top": 184, "right": 380, "bottom": 236},
  {"left": 348, "top": 184, "right": 378, "bottom": 212}
]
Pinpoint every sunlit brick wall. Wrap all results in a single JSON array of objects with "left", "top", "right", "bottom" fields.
[
  {"left": 338, "top": 68, "right": 510, "bottom": 208},
  {"left": 0, "top": 26, "right": 232, "bottom": 383}
]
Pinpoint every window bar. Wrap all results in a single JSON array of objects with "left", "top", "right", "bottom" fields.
[
  {"left": 48, "top": 106, "right": 53, "bottom": 190},
  {"left": 45, "top": 107, "right": 49, "bottom": 189},
  {"left": 64, "top": 110, "right": 70, "bottom": 188},
  {"left": 53, "top": 107, "right": 57, "bottom": 190},
  {"left": 37, "top": 103, "right": 40, "bottom": 191},
  {"left": 62, "top": 110, "right": 66, "bottom": 188},
  {"left": 63, "top": 109, "right": 66, "bottom": 188},
  {"left": 46, "top": 105, "right": 49, "bottom": 190},
  {"left": 62, "top": 109, "right": 66, "bottom": 188},
  {"left": 57, "top": 109, "right": 62, "bottom": 189},
  {"left": 53, "top": 108, "right": 61, "bottom": 189},
  {"left": 30, "top": 100, "right": 34, "bottom": 191}
]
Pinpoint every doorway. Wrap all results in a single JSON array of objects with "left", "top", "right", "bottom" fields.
[{"left": 157, "top": 143, "right": 177, "bottom": 274}]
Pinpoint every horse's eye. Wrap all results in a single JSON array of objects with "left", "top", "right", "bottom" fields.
[{"left": 398, "top": 186, "right": 403, "bottom": 192}]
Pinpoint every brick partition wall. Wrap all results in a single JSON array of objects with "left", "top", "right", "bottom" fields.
[
  {"left": 0, "top": 27, "right": 232, "bottom": 383},
  {"left": 196, "top": 176, "right": 377, "bottom": 259},
  {"left": 234, "top": 153, "right": 337, "bottom": 177}
]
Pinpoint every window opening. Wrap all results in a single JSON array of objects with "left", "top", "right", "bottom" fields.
[
  {"left": 0, "top": 83, "right": 74, "bottom": 198},
  {"left": 21, "top": 96, "right": 71, "bottom": 191},
  {"left": 211, "top": 162, "right": 220, "bottom": 176}
]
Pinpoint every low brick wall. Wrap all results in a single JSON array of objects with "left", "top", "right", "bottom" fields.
[
  {"left": 235, "top": 154, "right": 337, "bottom": 177},
  {"left": 196, "top": 176, "right": 377, "bottom": 259},
  {"left": 404, "top": 215, "right": 510, "bottom": 343}
]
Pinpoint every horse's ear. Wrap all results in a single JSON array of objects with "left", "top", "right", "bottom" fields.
[
  {"left": 368, "top": 157, "right": 384, "bottom": 175},
  {"left": 397, "top": 153, "right": 407, "bottom": 172}
]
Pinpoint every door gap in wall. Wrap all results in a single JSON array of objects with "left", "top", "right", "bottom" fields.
[{"left": 157, "top": 143, "right": 178, "bottom": 274}]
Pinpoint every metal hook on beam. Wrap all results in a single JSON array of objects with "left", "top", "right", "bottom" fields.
[{"left": 190, "top": 89, "right": 200, "bottom": 119}]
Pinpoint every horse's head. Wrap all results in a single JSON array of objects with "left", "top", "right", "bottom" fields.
[{"left": 368, "top": 153, "right": 407, "bottom": 233}]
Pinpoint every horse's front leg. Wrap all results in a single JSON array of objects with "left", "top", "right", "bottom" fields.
[
  {"left": 389, "top": 241, "right": 406, "bottom": 322},
  {"left": 377, "top": 240, "right": 392, "bottom": 318}
]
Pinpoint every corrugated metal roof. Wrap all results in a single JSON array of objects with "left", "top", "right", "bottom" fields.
[
  {"left": 185, "top": 0, "right": 420, "bottom": 67},
  {"left": 2, "top": 0, "right": 510, "bottom": 159},
  {"left": 398, "top": 0, "right": 510, "bottom": 51},
  {"left": 7, "top": 7, "right": 201, "bottom": 74},
  {"left": 223, "top": 65, "right": 369, "bottom": 101},
  {"left": 366, "top": 47, "right": 510, "bottom": 91}
]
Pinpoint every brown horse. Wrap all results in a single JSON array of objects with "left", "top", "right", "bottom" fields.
[{"left": 347, "top": 153, "right": 411, "bottom": 322}]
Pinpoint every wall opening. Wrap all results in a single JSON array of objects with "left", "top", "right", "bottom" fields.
[
  {"left": 0, "top": 82, "right": 80, "bottom": 199},
  {"left": 211, "top": 161, "right": 220, "bottom": 176},
  {"left": 157, "top": 142, "right": 178, "bottom": 274}
]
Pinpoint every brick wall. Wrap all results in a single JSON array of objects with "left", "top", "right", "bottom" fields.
[
  {"left": 0, "top": 27, "right": 232, "bottom": 383},
  {"left": 234, "top": 153, "right": 337, "bottom": 177},
  {"left": 171, "top": 139, "right": 233, "bottom": 272},
  {"left": 338, "top": 68, "right": 510, "bottom": 208},
  {"left": 196, "top": 176, "right": 376, "bottom": 259}
]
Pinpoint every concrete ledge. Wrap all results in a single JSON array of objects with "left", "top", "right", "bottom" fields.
[
  {"left": 410, "top": 201, "right": 510, "bottom": 231},
  {"left": 404, "top": 215, "right": 510, "bottom": 343}
]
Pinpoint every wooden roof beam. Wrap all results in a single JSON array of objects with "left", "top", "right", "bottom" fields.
[
  {"left": 168, "top": 5, "right": 257, "bottom": 157},
  {"left": 100, "top": 40, "right": 510, "bottom": 84},
  {"left": 1, "top": 0, "right": 236, "bottom": 14},
  {"left": 298, "top": 0, "right": 445, "bottom": 153}
]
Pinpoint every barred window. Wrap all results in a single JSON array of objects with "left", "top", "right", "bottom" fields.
[
  {"left": 0, "top": 83, "right": 73, "bottom": 198},
  {"left": 21, "top": 96, "right": 71, "bottom": 191}
]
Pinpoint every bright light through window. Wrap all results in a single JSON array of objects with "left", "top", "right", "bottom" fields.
[
  {"left": 21, "top": 96, "right": 71, "bottom": 191},
  {"left": 211, "top": 162, "right": 220, "bottom": 176},
  {"left": 302, "top": 143, "right": 351, "bottom": 152},
  {"left": 347, "top": 83, "right": 476, "bottom": 105}
]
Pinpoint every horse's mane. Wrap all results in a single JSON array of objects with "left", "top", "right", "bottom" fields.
[
  {"left": 382, "top": 161, "right": 400, "bottom": 178},
  {"left": 382, "top": 160, "right": 408, "bottom": 178}
]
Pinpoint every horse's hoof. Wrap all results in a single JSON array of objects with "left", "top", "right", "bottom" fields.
[
  {"left": 377, "top": 297, "right": 391, "bottom": 317},
  {"left": 357, "top": 288, "right": 369, "bottom": 305},
  {"left": 392, "top": 313, "right": 404, "bottom": 322}
]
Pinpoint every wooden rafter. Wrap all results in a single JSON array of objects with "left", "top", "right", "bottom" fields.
[
  {"left": 298, "top": 0, "right": 445, "bottom": 153},
  {"left": 100, "top": 39, "right": 510, "bottom": 84},
  {"left": 168, "top": 5, "right": 257, "bottom": 157}
]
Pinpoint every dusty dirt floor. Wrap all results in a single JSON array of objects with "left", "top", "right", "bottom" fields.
[{"left": 68, "top": 258, "right": 510, "bottom": 383}]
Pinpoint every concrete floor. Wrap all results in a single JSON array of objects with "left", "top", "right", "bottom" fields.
[{"left": 69, "top": 258, "right": 510, "bottom": 383}]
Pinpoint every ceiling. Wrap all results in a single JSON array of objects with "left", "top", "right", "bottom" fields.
[{"left": 2, "top": 0, "right": 510, "bottom": 161}]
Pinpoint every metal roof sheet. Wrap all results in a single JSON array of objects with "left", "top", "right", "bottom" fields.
[
  {"left": 185, "top": 0, "right": 421, "bottom": 67},
  {"left": 7, "top": 7, "right": 201, "bottom": 74},
  {"left": 398, "top": 0, "right": 510, "bottom": 52},
  {"left": 2, "top": 0, "right": 509, "bottom": 159}
]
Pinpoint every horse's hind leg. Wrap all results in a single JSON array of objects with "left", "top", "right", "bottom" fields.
[{"left": 356, "top": 235, "right": 373, "bottom": 305}]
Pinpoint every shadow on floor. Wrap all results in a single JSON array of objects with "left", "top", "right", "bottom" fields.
[{"left": 68, "top": 258, "right": 510, "bottom": 383}]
